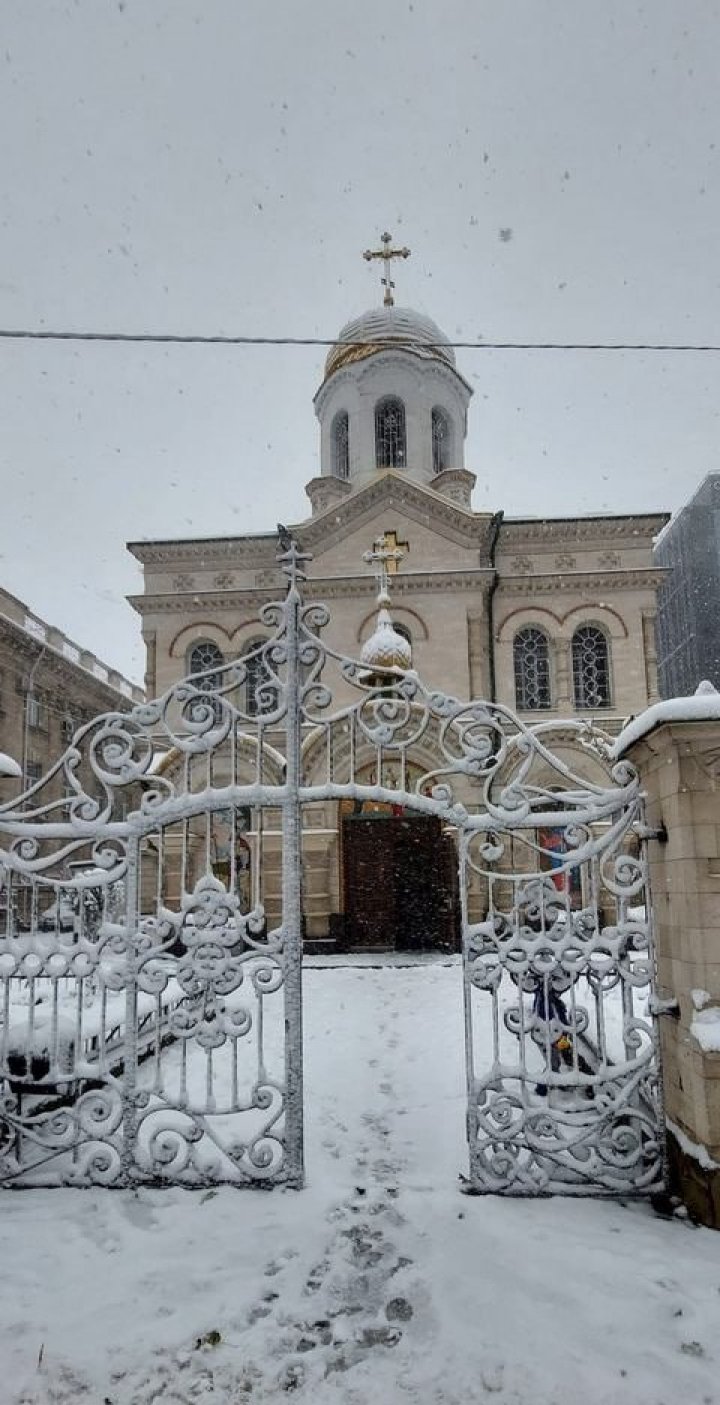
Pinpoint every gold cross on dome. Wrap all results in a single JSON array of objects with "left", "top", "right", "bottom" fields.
[
  {"left": 363, "top": 231, "right": 411, "bottom": 307},
  {"left": 362, "top": 531, "right": 409, "bottom": 599}
]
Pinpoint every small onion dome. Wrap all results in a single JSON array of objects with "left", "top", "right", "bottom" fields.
[
  {"left": 325, "top": 305, "right": 456, "bottom": 379},
  {"left": 360, "top": 608, "right": 412, "bottom": 672}
]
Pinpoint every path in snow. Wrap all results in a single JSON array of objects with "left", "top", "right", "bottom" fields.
[{"left": 2, "top": 960, "right": 719, "bottom": 1405}]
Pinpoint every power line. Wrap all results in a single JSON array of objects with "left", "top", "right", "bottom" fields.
[{"left": 0, "top": 327, "right": 719, "bottom": 353}]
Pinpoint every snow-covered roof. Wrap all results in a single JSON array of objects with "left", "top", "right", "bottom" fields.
[
  {"left": 324, "top": 304, "right": 456, "bottom": 377},
  {"left": 612, "top": 680, "right": 720, "bottom": 756}
]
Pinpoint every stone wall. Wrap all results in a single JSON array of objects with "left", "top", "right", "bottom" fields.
[{"left": 620, "top": 704, "right": 720, "bottom": 1227}]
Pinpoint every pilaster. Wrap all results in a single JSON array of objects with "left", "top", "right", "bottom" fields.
[{"left": 623, "top": 716, "right": 720, "bottom": 1226}]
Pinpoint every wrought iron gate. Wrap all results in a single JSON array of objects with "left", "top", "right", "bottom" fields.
[{"left": 0, "top": 543, "right": 664, "bottom": 1193}]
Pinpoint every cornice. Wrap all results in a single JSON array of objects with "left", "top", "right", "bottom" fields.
[
  {"left": 311, "top": 569, "right": 495, "bottom": 600},
  {"left": 128, "top": 568, "right": 497, "bottom": 616},
  {"left": 127, "top": 590, "right": 273, "bottom": 615},
  {"left": 497, "top": 569, "right": 667, "bottom": 595},
  {"left": 430, "top": 468, "right": 476, "bottom": 487},
  {"left": 500, "top": 514, "right": 669, "bottom": 545},
  {"left": 127, "top": 535, "right": 278, "bottom": 568}
]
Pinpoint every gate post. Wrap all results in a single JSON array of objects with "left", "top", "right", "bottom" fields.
[
  {"left": 121, "top": 834, "right": 140, "bottom": 1184},
  {"left": 280, "top": 545, "right": 305, "bottom": 1188},
  {"left": 619, "top": 695, "right": 720, "bottom": 1227}
]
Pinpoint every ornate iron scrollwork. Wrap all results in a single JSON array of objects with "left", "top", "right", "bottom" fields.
[{"left": 0, "top": 542, "right": 662, "bottom": 1195}]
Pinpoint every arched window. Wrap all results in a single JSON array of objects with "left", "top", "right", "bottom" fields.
[
  {"left": 187, "top": 640, "right": 224, "bottom": 722},
  {"left": 331, "top": 411, "right": 350, "bottom": 479},
  {"left": 431, "top": 407, "right": 450, "bottom": 474},
  {"left": 375, "top": 397, "right": 406, "bottom": 469},
  {"left": 513, "top": 628, "right": 552, "bottom": 711},
  {"left": 572, "top": 625, "right": 611, "bottom": 709},
  {"left": 243, "top": 638, "right": 275, "bottom": 718},
  {"left": 188, "top": 640, "right": 224, "bottom": 681}
]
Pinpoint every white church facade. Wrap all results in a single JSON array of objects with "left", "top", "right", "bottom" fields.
[{"left": 128, "top": 257, "right": 667, "bottom": 948}]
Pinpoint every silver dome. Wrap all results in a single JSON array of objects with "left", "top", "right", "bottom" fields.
[{"left": 325, "top": 305, "right": 456, "bottom": 377}]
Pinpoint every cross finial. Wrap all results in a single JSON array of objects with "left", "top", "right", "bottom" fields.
[
  {"left": 363, "top": 231, "right": 411, "bottom": 307},
  {"left": 276, "top": 528, "right": 311, "bottom": 591},
  {"left": 362, "top": 532, "right": 408, "bottom": 602}
]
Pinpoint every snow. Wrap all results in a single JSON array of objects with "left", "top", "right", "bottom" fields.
[
  {"left": 0, "top": 751, "right": 22, "bottom": 779},
  {"left": 692, "top": 989, "right": 712, "bottom": 1011},
  {"left": 691, "top": 1004, "right": 720, "bottom": 1053},
  {"left": 1, "top": 959, "right": 719, "bottom": 1405},
  {"left": 666, "top": 1118, "right": 720, "bottom": 1173},
  {"left": 666, "top": 1120, "right": 720, "bottom": 1176},
  {"left": 613, "top": 680, "right": 720, "bottom": 755}
]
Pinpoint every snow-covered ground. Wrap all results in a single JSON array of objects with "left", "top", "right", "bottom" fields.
[{"left": 1, "top": 958, "right": 718, "bottom": 1405}]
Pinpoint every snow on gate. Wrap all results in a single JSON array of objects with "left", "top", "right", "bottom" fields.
[{"left": 0, "top": 543, "right": 664, "bottom": 1194}]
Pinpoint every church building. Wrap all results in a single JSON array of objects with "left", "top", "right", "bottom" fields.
[{"left": 128, "top": 238, "right": 668, "bottom": 949}]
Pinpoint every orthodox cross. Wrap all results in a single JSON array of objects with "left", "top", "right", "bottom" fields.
[
  {"left": 363, "top": 231, "right": 411, "bottom": 307},
  {"left": 362, "top": 531, "right": 409, "bottom": 599}
]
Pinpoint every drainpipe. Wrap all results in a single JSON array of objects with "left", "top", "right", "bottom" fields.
[
  {"left": 21, "top": 644, "right": 46, "bottom": 795},
  {"left": 486, "top": 511, "right": 504, "bottom": 702}
]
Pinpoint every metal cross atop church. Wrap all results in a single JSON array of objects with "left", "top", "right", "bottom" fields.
[{"left": 363, "top": 231, "right": 411, "bottom": 306}]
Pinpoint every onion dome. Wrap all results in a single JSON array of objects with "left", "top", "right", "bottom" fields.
[
  {"left": 360, "top": 607, "right": 412, "bottom": 672},
  {"left": 325, "top": 304, "right": 456, "bottom": 379}
]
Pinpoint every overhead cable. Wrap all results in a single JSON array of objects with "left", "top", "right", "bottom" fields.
[{"left": 0, "top": 328, "right": 719, "bottom": 353}]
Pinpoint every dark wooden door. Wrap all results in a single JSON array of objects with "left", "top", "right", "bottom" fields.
[{"left": 341, "top": 814, "right": 459, "bottom": 950}]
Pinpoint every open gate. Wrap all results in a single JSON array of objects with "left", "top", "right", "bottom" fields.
[{"left": 0, "top": 543, "right": 664, "bottom": 1193}]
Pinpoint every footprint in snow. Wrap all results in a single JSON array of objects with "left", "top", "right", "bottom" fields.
[{"left": 264, "top": 1248, "right": 298, "bottom": 1277}]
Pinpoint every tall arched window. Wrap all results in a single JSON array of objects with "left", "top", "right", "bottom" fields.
[
  {"left": 331, "top": 411, "right": 350, "bottom": 479},
  {"left": 375, "top": 397, "right": 406, "bottom": 469},
  {"left": 188, "top": 640, "right": 224, "bottom": 722},
  {"left": 572, "top": 625, "right": 611, "bottom": 709},
  {"left": 513, "top": 628, "right": 551, "bottom": 710},
  {"left": 431, "top": 407, "right": 450, "bottom": 474},
  {"left": 243, "top": 638, "right": 275, "bottom": 718}
]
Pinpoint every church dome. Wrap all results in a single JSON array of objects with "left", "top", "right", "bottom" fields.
[
  {"left": 325, "top": 305, "right": 456, "bottom": 379},
  {"left": 360, "top": 608, "right": 412, "bottom": 672}
]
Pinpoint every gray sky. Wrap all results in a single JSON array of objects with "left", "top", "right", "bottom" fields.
[{"left": 1, "top": 0, "right": 719, "bottom": 683}]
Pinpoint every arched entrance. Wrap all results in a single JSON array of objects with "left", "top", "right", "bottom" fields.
[{"left": 340, "top": 800, "right": 459, "bottom": 950}]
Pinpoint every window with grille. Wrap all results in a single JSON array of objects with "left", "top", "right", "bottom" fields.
[
  {"left": 332, "top": 411, "right": 350, "bottom": 479},
  {"left": 513, "top": 628, "right": 552, "bottom": 710},
  {"left": 26, "top": 695, "right": 44, "bottom": 729},
  {"left": 375, "top": 397, "right": 406, "bottom": 469},
  {"left": 188, "top": 641, "right": 224, "bottom": 722},
  {"left": 572, "top": 625, "right": 611, "bottom": 709},
  {"left": 244, "top": 639, "right": 275, "bottom": 718},
  {"left": 25, "top": 760, "right": 42, "bottom": 786},
  {"left": 431, "top": 407, "right": 450, "bottom": 474}
]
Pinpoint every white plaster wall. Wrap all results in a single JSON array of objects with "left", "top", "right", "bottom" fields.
[{"left": 315, "top": 350, "right": 470, "bottom": 488}]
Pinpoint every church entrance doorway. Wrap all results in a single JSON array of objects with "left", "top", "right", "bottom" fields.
[{"left": 340, "top": 806, "right": 460, "bottom": 951}]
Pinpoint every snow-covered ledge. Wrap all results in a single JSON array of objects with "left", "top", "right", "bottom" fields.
[
  {"left": 619, "top": 680, "right": 720, "bottom": 1227},
  {"left": 612, "top": 679, "right": 720, "bottom": 757}
]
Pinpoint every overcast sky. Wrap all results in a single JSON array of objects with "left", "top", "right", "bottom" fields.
[{"left": 1, "top": 0, "right": 719, "bottom": 683}]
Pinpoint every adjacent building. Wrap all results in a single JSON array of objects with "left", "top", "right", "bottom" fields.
[
  {"left": 654, "top": 473, "right": 720, "bottom": 698},
  {"left": 0, "top": 585, "right": 144, "bottom": 791}
]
